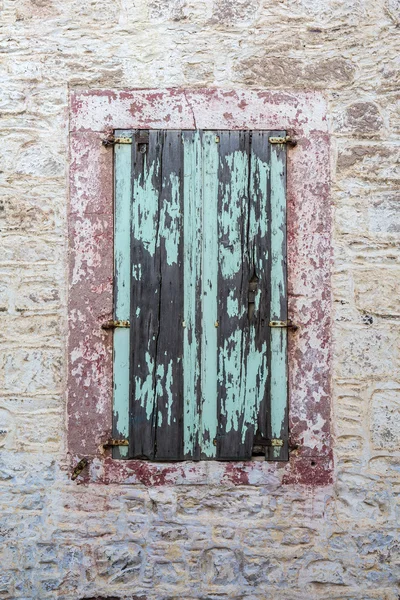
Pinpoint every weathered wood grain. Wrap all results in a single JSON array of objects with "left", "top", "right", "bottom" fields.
[
  {"left": 112, "top": 129, "right": 132, "bottom": 459},
  {"left": 245, "top": 131, "right": 271, "bottom": 457},
  {"left": 130, "top": 130, "right": 184, "bottom": 460},
  {"left": 199, "top": 132, "right": 220, "bottom": 459},
  {"left": 216, "top": 130, "right": 251, "bottom": 459},
  {"left": 267, "top": 134, "right": 288, "bottom": 461},
  {"left": 115, "top": 129, "right": 288, "bottom": 461},
  {"left": 182, "top": 131, "right": 203, "bottom": 460},
  {"left": 154, "top": 131, "right": 184, "bottom": 460}
]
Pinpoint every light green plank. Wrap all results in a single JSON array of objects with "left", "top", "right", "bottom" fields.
[
  {"left": 270, "top": 135, "right": 288, "bottom": 460},
  {"left": 113, "top": 129, "right": 132, "bottom": 458},
  {"left": 183, "top": 132, "right": 202, "bottom": 458},
  {"left": 200, "top": 132, "right": 219, "bottom": 458}
]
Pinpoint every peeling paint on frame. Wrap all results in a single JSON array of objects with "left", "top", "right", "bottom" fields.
[{"left": 68, "top": 89, "right": 332, "bottom": 486}]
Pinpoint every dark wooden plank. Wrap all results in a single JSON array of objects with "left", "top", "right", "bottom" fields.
[
  {"left": 250, "top": 131, "right": 273, "bottom": 459},
  {"left": 153, "top": 130, "right": 184, "bottom": 460},
  {"left": 216, "top": 130, "right": 252, "bottom": 459},
  {"left": 130, "top": 130, "right": 184, "bottom": 461},
  {"left": 130, "top": 130, "right": 162, "bottom": 459}
]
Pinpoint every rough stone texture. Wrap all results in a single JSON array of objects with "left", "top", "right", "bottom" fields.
[{"left": 0, "top": 1, "right": 399, "bottom": 599}]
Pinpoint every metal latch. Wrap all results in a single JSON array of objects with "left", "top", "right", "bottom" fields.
[
  {"left": 103, "top": 439, "right": 129, "bottom": 448},
  {"left": 269, "top": 320, "right": 298, "bottom": 331},
  {"left": 269, "top": 136, "right": 297, "bottom": 146},
  {"left": 102, "top": 320, "right": 130, "bottom": 330},
  {"left": 135, "top": 132, "right": 149, "bottom": 154},
  {"left": 71, "top": 457, "right": 88, "bottom": 481}
]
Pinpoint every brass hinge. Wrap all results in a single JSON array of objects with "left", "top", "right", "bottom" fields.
[
  {"left": 269, "top": 320, "right": 298, "bottom": 331},
  {"left": 269, "top": 136, "right": 297, "bottom": 146},
  {"left": 102, "top": 135, "right": 132, "bottom": 147},
  {"left": 103, "top": 439, "right": 129, "bottom": 448},
  {"left": 102, "top": 320, "right": 130, "bottom": 330},
  {"left": 270, "top": 438, "right": 284, "bottom": 447}
]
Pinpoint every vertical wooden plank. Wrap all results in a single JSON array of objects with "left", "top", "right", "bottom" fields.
[
  {"left": 243, "top": 131, "right": 270, "bottom": 456},
  {"left": 130, "top": 130, "right": 184, "bottom": 460},
  {"left": 268, "top": 132, "right": 288, "bottom": 461},
  {"left": 200, "top": 131, "right": 219, "bottom": 459},
  {"left": 113, "top": 129, "right": 132, "bottom": 459},
  {"left": 183, "top": 131, "right": 202, "bottom": 460},
  {"left": 154, "top": 130, "right": 184, "bottom": 460},
  {"left": 130, "top": 130, "right": 161, "bottom": 459},
  {"left": 217, "top": 131, "right": 251, "bottom": 459}
]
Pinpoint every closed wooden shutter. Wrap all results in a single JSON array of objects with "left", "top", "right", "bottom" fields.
[{"left": 112, "top": 130, "right": 288, "bottom": 461}]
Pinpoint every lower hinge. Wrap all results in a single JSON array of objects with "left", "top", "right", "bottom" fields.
[
  {"left": 103, "top": 439, "right": 129, "bottom": 448},
  {"left": 269, "top": 136, "right": 297, "bottom": 146}
]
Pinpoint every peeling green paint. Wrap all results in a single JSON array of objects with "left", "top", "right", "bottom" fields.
[
  {"left": 219, "top": 150, "right": 248, "bottom": 280},
  {"left": 135, "top": 351, "right": 156, "bottom": 421},
  {"left": 270, "top": 138, "right": 288, "bottom": 460},
  {"left": 200, "top": 132, "right": 219, "bottom": 458},
  {"left": 160, "top": 173, "right": 181, "bottom": 266},
  {"left": 183, "top": 131, "right": 202, "bottom": 457},
  {"left": 114, "top": 129, "right": 287, "bottom": 461},
  {"left": 112, "top": 130, "right": 132, "bottom": 458}
]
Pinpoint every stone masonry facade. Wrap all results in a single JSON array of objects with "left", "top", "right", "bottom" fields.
[{"left": 0, "top": 0, "right": 399, "bottom": 598}]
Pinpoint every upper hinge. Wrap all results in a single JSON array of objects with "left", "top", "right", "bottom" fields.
[
  {"left": 269, "top": 136, "right": 297, "bottom": 146},
  {"left": 102, "top": 135, "right": 132, "bottom": 147}
]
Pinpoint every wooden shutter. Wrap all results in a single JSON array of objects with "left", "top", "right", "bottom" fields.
[{"left": 113, "top": 130, "right": 288, "bottom": 461}]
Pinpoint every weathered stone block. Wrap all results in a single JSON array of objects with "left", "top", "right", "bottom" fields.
[
  {"left": 0, "top": 348, "right": 63, "bottom": 394},
  {"left": 242, "top": 556, "right": 284, "bottom": 585},
  {"left": 0, "top": 235, "right": 62, "bottom": 265},
  {"left": 237, "top": 56, "right": 356, "bottom": 88},
  {"left": 370, "top": 389, "right": 400, "bottom": 450},
  {"left": 14, "top": 410, "right": 62, "bottom": 451},
  {"left": 15, "top": 144, "right": 64, "bottom": 178},
  {"left": 337, "top": 144, "right": 400, "bottom": 185},
  {"left": 200, "top": 548, "right": 242, "bottom": 585},
  {"left": 299, "top": 559, "right": 345, "bottom": 585},
  {"left": 148, "top": 0, "right": 187, "bottom": 21},
  {"left": 336, "top": 101, "right": 384, "bottom": 135},
  {"left": 96, "top": 543, "right": 143, "bottom": 583},
  {"left": 353, "top": 269, "right": 400, "bottom": 316},
  {"left": 210, "top": 0, "right": 260, "bottom": 24},
  {"left": 15, "top": 279, "right": 60, "bottom": 312},
  {"left": 0, "top": 195, "right": 62, "bottom": 234},
  {"left": 335, "top": 327, "right": 399, "bottom": 378}
]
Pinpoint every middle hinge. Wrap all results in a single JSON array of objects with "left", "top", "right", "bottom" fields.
[{"left": 102, "top": 320, "right": 130, "bottom": 330}]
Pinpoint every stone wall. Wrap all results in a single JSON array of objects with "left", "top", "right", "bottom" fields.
[{"left": 0, "top": 0, "right": 399, "bottom": 598}]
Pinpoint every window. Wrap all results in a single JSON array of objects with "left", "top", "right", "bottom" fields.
[
  {"left": 68, "top": 90, "right": 332, "bottom": 485},
  {"left": 112, "top": 129, "right": 288, "bottom": 461}
]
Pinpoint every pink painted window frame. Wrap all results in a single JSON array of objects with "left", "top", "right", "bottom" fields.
[{"left": 68, "top": 89, "right": 332, "bottom": 486}]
